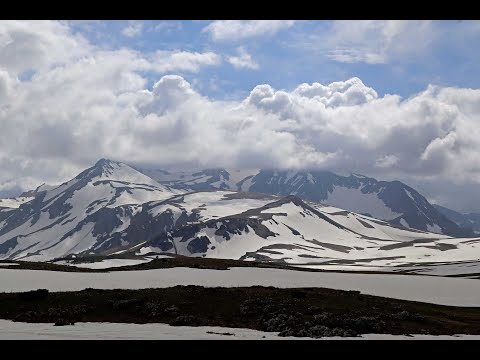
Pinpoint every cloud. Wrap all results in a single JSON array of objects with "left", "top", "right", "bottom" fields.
[
  {"left": 0, "top": 20, "right": 91, "bottom": 76},
  {"left": 0, "top": 68, "right": 15, "bottom": 103},
  {"left": 151, "top": 51, "right": 221, "bottom": 73},
  {"left": 241, "top": 79, "right": 480, "bottom": 186},
  {"left": 203, "top": 20, "right": 296, "bottom": 42},
  {"left": 293, "top": 77, "right": 378, "bottom": 107},
  {"left": 227, "top": 47, "right": 259, "bottom": 70},
  {"left": 152, "top": 21, "right": 183, "bottom": 33},
  {"left": 375, "top": 155, "right": 399, "bottom": 169},
  {"left": 2, "top": 21, "right": 480, "bottom": 212},
  {"left": 0, "top": 21, "right": 226, "bottom": 190},
  {"left": 122, "top": 21, "right": 144, "bottom": 38},
  {"left": 326, "top": 20, "right": 435, "bottom": 64}
]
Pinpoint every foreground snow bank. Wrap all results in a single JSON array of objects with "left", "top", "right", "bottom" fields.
[
  {"left": 72, "top": 259, "right": 152, "bottom": 269},
  {"left": 0, "top": 267, "right": 479, "bottom": 306},
  {"left": 0, "top": 320, "right": 478, "bottom": 340}
]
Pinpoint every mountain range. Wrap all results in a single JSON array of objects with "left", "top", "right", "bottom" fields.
[
  {"left": 140, "top": 168, "right": 473, "bottom": 237},
  {"left": 0, "top": 159, "right": 478, "bottom": 276}
]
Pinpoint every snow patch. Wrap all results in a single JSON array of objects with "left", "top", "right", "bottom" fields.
[
  {"left": 427, "top": 223, "right": 442, "bottom": 234},
  {"left": 404, "top": 189, "right": 416, "bottom": 202},
  {"left": 326, "top": 186, "right": 402, "bottom": 221},
  {"left": 0, "top": 320, "right": 478, "bottom": 340},
  {"left": 72, "top": 258, "right": 152, "bottom": 269},
  {"left": 0, "top": 197, "right": 35, "bottom": 209},
  {"left": 137, "top": 246, "right": 175, "bottom": 256}
]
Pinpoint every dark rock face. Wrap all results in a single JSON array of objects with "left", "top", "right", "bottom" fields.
[
  {"left": 152, "top": 240, "right": 174, "bottom": 252},
  {"left": 212, "top": 218, "right": 272, "bottom": 239},
  {"left": 0, "top": 237, "right": 19, "bottom": 255},
  {"left": 174, "top": 210, "right": 200, "bottom": 228},
  {"left": 187, "top": 236, "right": 211, "bottom": 254},
  {"left": 434, "top": 204, "right": 480, "bottom": 235}
]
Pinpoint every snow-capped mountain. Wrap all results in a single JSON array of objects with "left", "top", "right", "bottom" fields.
[
  {"left": 140, "top": 168, "right": 472, "bottom": 237},
  {"left": 138, "top": 193, "right": 479, "bottom": 275},
  {"left": 434, "top": 205, "right": 480, "bottom": 236},
  {"left": 0, "top": 159, "right": 182, "bottom": 261},
  {"left": 1, "top": 159, "right": 478, "bottom": 273}
]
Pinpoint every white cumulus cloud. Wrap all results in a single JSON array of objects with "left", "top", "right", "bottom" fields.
[
  {"left": 151, "top": 51, "right": 221, "bottom": 73},
  {"left": 1, "top": 21, "right": 480, "bottom": 211},
  {"left": 122, "top": 21, "right": 144, "bottom": 38},
  {"left": 227, "top": 47, "right": 259, "bottom": 70},
  {"left": 326, "top": 20, "right": 435, "bottom": 64},
  {"left": 203, "top": 20, "right": 296, "bottom": 42},
  {"left": 0, "top": 20, "right": 91, "bottom": 76},
  {"left": 152, "top": 21, "right": 182, "bottom": 33},
  {"left": 375, "top": 155, "right": 399, "bottom": 169}
]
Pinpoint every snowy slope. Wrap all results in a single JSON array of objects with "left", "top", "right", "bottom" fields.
[
  {"left": 147, "top": 191, "right": 275, "bottom": 223},
  {"left": 139, "top": 168, "right": 470, "bottom": 237},
  {"left": 139, "top": 194, "right": 479, "bottom": 275}
]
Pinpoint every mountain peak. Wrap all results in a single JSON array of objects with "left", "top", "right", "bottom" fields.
[
  {"left": 90, "top": 158, "right": 126, "bottom": 179},
  {"left": 94, "top": 158, "right": 121, "bottom": 168},
  {"left": 350, "top": 173, "right": 369, "bottom": 179},
  {"left": 71, "top": 158, "right": 161, "bottom": 187}
]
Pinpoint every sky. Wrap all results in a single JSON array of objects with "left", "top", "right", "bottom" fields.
[{"left": 1, "top": 20, "right": 480, "bottom": 212}]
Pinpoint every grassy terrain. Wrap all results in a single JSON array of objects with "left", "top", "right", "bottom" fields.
[{"left": 1, "top": 286, "right": 479, "bottom": 338}]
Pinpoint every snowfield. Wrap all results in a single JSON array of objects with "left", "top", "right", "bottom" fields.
[
  {"left": 0, "top": 320, "right": 478, "bottom": 340},
  {"left": 71, "top": 258, "right": 152, "bottom": 269},
  {"left": 0, "top": 267, "right": 479, "bottom": 306},
  {"left": 325, "top": 186, "right": 401, "bottom": 221},
  {"left": 291, "top": 260, "right": 480, "bottom": 277},
  {"left": 147, "top": 191, "right": 273, "bottom": 222}
]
